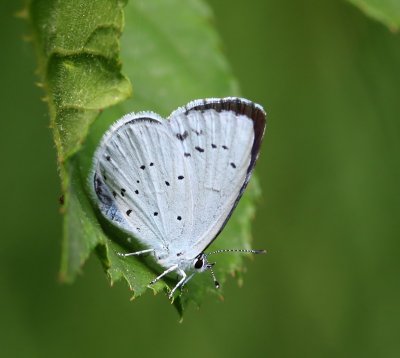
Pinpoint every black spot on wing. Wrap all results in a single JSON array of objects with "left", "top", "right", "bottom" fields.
[
  {"left": 211, "top": 144, "right": 217, "bottom": 148},
  {"left": 140, "top": 165, "right": 145, "bottom": 170},
  {"left": 93, "top": 173, "right": 114, "bottom": 207},
  {"left": 184, "top": 153, "right": 191, "bottom": 157},
  {"left": 126, "top": 209, "right": 132, "bottom": 216},
  {"left": 178, "top": 175, "right": 184, "bottom": 180},
  {"left": 176, "top": 131, "right": 189, "bottom": 141},
  {"left": 95, "top": 176, "right": 102, "bottom": 189},
  {"left": 192, "top": 129, "right": 203, "bottom": 135},
  {"left": 230, "top": 162, "right": 236, "bottom": 168},
  {"left": 195, "top": 146, "right": 204, "bottom": 153}
]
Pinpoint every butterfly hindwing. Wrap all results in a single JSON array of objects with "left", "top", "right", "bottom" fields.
[{"left": 92, "top": 113, "right": 194, "bottom": 253}]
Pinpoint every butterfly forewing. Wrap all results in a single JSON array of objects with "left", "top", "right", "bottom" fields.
[
  {"left": 168, "top": 110, "right": 254, "bottom": 254},
  {"left": 168, "top": 98, "right": 265, "bottom": 255}
]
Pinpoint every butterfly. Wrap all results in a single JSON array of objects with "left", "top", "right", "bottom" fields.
[{"left": 91, "top": 97, "right": 266, "bottom": 299}]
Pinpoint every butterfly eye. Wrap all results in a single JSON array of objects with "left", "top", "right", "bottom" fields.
[{"left": 194, "top": 258, "right": 204, "bottom": 270}]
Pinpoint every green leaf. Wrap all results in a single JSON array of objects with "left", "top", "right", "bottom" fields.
[
  {"left": 29, "top": 0, "right": 261, "bottom": 314},
  {"left": 347, "top": 0, "right": 400, "bottom": 31},
  {"left": 28, "top": 0, "right": 131, "bottom": 280},
  {"left": 29, "top": 0, "right": 131, "bottom": 159}
]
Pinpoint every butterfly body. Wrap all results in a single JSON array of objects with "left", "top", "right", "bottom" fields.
[{"left": 91, "top": 97, "right": 266, "bottom": 297}]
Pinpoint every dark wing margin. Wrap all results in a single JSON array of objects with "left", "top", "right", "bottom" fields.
[{"left": 170, "top": 97, "right": 267, "bottom": 249}]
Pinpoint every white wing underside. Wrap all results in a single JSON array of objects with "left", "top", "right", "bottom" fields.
[{"left": 92, "top": 105, "right": 256, "bottom": 259}]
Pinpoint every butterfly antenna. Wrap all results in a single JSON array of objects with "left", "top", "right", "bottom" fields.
[
  {"left": 208, "top": 264, "right": 220, "bottom": 289},
  {"left": 206, "top": 248, "right": 267, "bottom": 256}
]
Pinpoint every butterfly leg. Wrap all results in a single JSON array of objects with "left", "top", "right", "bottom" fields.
[
  {"left": 180, "top": 273, "right": 195, "bottom": 291},
  {"left": 168, "top": 269, "right": 187, "bottom": 299},
  {"left": 149, "top": 264, "right": 178, "bottom": 286},
  {"left": 117, "top": 248, "right": 155, "bottom": 257}
]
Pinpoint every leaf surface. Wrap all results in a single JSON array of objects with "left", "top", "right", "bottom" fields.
[
  {"left": 347, "top": 0, "right": 400, "bottom": 30},
  {"left": 29, "top": 0, "right": 261, "bottom": 314}
]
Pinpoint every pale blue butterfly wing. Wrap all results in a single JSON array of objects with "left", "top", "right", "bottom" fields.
[
  {"left": 92, "top": 113, "right": 194, "bottom": 256},
  {"left": 168, "top": 98, "right": 265, "bottom": 256},
  {"left": 91, "top": 98, "right": 266, "bottom": 266}
]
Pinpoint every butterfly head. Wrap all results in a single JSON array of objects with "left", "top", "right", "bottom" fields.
[
  {"left": 191, "top": 249, "right": 267, "bottom": 289},
  {"left": 193, "top": 253, "right": 220, "bottom": 288},
  {"left": 193, "top": 253, "right": 209, "bottom": 271}
]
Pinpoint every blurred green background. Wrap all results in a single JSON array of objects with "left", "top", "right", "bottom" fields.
[{"left": 1, "top": 0, "right": 399, "bottom": 357}]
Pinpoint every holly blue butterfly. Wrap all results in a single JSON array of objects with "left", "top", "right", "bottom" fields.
[{"left": 91, "top": 97, "right": 266, "bottom": 299}]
